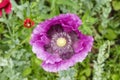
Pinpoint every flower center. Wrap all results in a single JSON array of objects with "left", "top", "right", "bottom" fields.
[
  {"left": 50, "top": 32, "right": 73, "bottom": 55},
  {"left": 56, "top": 37, "right": 66, "bottom": 47},
  {"left": 0, "top": 0, "right": 3, "bottom": 3},
  {"left": 45, "top": 25, "right": 77, "bottom": 60},
  {"left": 27, "top": 23, "right": 31, "bottom": 27}
]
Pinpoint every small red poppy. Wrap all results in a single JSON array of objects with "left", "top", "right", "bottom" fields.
[
  {"left": 24, "top": 18, "right": 34, "bottom": 28},
  {"left": 0, "top": 0, "right": 12, "bottom": 17}
]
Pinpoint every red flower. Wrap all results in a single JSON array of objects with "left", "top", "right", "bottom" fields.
[
  {"left": 0, "top": 0, "right": 12, "bottom": 17},
  {"left": 24, "top": 18, "right": 34, "bottom": 28}
]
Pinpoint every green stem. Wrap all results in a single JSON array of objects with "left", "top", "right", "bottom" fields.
[{"left": 6, "top": 24, "right": 12, "bottom": 38}]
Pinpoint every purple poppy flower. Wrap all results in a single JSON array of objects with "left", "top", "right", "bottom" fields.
[{"left": 30, "top": 13, "right": 94, "bottom": 72}]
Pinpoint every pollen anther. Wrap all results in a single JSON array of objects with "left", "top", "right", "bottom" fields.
[{"left": 0, "top": 0, "right": 3, "bottom": 3}]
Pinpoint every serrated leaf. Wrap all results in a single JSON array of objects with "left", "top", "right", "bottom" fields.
[
  {"left": 22, "top": 67, "right": 32, "bottom": 76},
  {"left": 34, "top": 58, "right": 42, "bottom": 65},
  {"left": 80, "top": 76, "right": 86, "bottom": 80},
  {"left": 112, "top": 1, "right": 120, "bottom": 11},
  {"left": 85, "top": 68, "right": 91, "bottom": 77},
  {"left": 0, "top": 26, "right": 4, "bottom": 33},
  {"left": 56, "top": 0, "right": 77, "bottom": 8},
  {"left": 0, "top": 57, "right": 8, "bottom": 66},
  {"left": 104, "top": 29, "right": 117, "bottom": 40},
  {"left": 112, "top": 74, "right": 119, "bottom": 80},
  {"left": 4, "top": 34, "right": 11, "bottom": 38}
]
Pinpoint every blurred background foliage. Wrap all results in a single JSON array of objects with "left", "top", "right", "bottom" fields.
[{"left": 0, "top": 0, "right": 120, "bottom": 80}]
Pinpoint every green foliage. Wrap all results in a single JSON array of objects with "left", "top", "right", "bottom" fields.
[
  {"left": 112, "top": 0, "right": 120, "bottom": 11},
  {"left": 0, "top": 0, "right": 120, "bottom": 80},
  {"left": 93, "top": 41, "right": 110, "bottom": 80},
  {"left": 58, "top": 68, "right": 77, "bottom": 80},
  {"left": 112, "top": 74, "right": 119, "bottom": 80}
]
